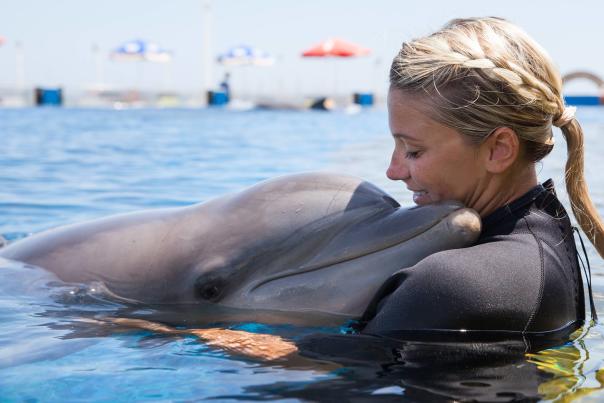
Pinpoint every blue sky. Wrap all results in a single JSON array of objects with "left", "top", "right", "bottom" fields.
[{"left": 0, "top": 0, "right": 602, "bottom": 97}]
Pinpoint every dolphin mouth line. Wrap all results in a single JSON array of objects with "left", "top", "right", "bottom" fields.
[{"left": 249, "top": 209, "right": 457, "bottom": 292}]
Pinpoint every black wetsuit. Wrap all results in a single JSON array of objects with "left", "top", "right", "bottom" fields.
[{"left": 360, "top": 180, "right": 586, "bottom": 338}]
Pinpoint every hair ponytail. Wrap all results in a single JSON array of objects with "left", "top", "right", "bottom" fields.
[{"left": 560, "top": 119, "right": 604, "bottom": 257}]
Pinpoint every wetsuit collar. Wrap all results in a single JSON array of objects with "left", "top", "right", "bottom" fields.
[{"left": 481, "top": 180, "right": 549, "bottom": 229}]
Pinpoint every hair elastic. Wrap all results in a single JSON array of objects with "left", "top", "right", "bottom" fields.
[{"left": 553, "top": 106, "right": 577, "bottom": 128}]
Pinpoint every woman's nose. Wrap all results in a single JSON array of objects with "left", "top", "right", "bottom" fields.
[{"left": 386, "top": 151, "right": 409, "bottom": 180}]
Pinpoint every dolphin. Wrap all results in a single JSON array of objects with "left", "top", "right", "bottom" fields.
[{"left": 0, "top": 172, "right": 481, "bottom": 317}]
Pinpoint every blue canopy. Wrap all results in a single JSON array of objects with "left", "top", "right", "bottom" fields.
[
  {"left": 217, "top": 45, "right": 275, "bottom": 67},
  {"left": 111, "top": 39, "right": 172, "bottom": 63}
]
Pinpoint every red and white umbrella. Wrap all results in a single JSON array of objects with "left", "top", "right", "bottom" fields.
[
  {"left": 301, "top": 38, "right": 371, "bottom": 100},
  {"left": 301, "top": 38, "right": 370, "bottom": 58}
]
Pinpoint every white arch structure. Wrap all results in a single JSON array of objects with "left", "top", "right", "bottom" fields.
[{"left": 562, "top": 71, "right": 604, "bottom": 91}]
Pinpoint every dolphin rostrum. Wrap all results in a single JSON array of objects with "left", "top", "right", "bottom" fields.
[{"left": 0, "top": 172, "right": 481, "bottom": 317}]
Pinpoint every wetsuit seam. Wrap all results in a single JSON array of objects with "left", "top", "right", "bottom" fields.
[{"left": 522, "top": 216, "right": 545, "bottom": 334}]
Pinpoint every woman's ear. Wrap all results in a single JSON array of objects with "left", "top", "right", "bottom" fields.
[{"left": 482, "top": 127, "right": 520, "bottom": 173}]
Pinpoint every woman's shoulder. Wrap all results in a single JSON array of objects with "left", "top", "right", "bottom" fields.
[{"left": 419, "top": 233, "right": 541, "bottom": 281}]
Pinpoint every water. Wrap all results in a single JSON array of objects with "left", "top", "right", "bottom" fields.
[{"left": 1, "top": 107, "right": 604, "bottom": 401}]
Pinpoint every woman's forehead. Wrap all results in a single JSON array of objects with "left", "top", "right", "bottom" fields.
[
  {"left": 388, "top": 93, "right": 436, "bottom": 133},
  {"left": 388, "top": 92, "right": 470, "bottom": 145},
  {"left": 387, "top": 89, "right": 434, "bottom": 117}
]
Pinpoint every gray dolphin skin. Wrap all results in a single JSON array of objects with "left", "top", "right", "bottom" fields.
[{"left": 0, "top": 172, "right": 481, "bottom": 317}]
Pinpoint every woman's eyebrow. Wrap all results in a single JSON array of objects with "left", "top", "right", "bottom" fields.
[{"left": 392, "top": 132, "right": 420, "bottom": 142}]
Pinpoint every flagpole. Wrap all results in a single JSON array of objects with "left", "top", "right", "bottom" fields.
[{"left": 201, "top": 0, "right": 213, "bottom": 106}]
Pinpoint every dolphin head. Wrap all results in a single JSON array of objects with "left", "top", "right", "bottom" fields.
[
  {"left": 188, "top": 173, "right": 481, "bottom": 317},
  {"left": 0, "top": 172, "right": 480, "bottom": 317}
]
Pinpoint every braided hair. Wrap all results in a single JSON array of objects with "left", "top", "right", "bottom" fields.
[{"left": 390, "top": 17, "right": 604, "bottom": 257}]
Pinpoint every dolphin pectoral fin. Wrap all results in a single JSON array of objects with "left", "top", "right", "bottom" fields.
[
  {"left": 251, "top": 204, "right": 473, "bottom": 291},
  {"left": 296, "top": 203, "right": 465, "bottom": 274},
  {"left": 241, "top": 204, "right": 482, "bottom": 317}
]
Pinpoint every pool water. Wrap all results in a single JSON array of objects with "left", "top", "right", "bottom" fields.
[{"left": 2, "top": 107, "right": 604, "bottom": 401}]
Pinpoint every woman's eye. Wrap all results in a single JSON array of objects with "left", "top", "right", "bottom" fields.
[{"left": 405, "top": 151, "right": 420, "bottom": 159}]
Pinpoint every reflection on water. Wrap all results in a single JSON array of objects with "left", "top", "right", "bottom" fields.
[
  {"left": 2, "top": 107, "right": 604, "bottom": 401},
  {"left": 528, "top": 326, "right": 604, "bottom": 402}
]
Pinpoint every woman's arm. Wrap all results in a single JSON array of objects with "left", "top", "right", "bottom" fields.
[{"left": 97, "top": 317, "right": 299, "bottom": 361}]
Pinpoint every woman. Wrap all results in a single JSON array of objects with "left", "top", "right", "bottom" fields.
[
  {"left": 361, "top": 16, "right": 602, "bottom": 337},
  {"left": 106, "top": 17, "right": 603, "bottom": 359}
]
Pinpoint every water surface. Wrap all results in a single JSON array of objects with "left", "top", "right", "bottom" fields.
[{"left": 2, "top": 107, "right": 604, "bottom": 401}]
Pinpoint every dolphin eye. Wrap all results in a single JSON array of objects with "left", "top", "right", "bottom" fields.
[{"left": 195, "top": 277, "right": 224, "bottom": 301}]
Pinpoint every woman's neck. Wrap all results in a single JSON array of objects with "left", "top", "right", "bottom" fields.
[{"left": 471, "top": 164, "right": 539, "bottom": 218}]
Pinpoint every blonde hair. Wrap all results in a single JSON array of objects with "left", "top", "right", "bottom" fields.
[{"left": 390, "top": 17, "right": 604, "bottom": 257}]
